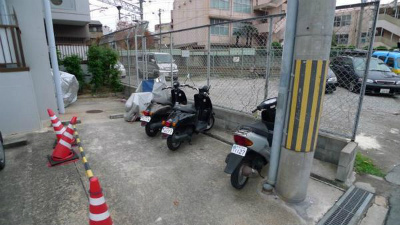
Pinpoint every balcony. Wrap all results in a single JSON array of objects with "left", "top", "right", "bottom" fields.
[
  {"left": 376, "top": 13, "right": 400, "bottom": 37},
  {"left": 0, "top": 14, "right": 28, "bottom": 72},
  {"left": 254, "top": 0, "right": 285, "bottom": 11}
]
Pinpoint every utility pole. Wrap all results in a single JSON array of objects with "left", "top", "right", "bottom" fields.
[
  {"left": 356, "top": 0, "right": 366, "bottom": 48},
  {"left": 139, "top": 0, "right": 144, "bottom": 21},
  {"left": 154, "top": 8, "right": 163, "bottom": 50},
  {"left": 116, "top": 5, "right": 122, "bottom": 20},
  {"left": 275, "top": 0, "right": 336, "bottom": 203}
]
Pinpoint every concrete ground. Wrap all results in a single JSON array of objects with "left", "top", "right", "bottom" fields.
[
  {"left": 0, "top": 97, "right": 346, "bottom": 225},
  {"left": 123, "top": 75, "right": 400, "bottom": 174}
]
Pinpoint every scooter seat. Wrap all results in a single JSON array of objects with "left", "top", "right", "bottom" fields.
[
  {"left": 174, "top": 104, "right": 196, "bottom": 113},
  {"left": 239, "top": 122, "right": 272, "bottom": 138}
]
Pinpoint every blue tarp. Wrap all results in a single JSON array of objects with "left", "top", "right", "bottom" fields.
[{"left": 142, "top": 79, "right": 155, "bottom": 92}]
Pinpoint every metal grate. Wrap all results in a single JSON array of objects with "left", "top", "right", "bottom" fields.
[
  {"left": 318, "top": 186, "right": 374, "bottom": 225},
  {"left": 86, "top": 110, "right": 103, "bottom": 114}
]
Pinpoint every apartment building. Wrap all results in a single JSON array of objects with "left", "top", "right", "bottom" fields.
[
  {"left": 375, "top": 4, "right": 400, "bottom": 48},
  {"left": 51, "top": 0, "right": 91, "bottom": 44},
  {"left": 171, "top": 0, "right": 286, "bottom": 49},
  {"left": 0, "top": 0, "right": 91, "bottom": 135},
  {"left": 155, "top": 23, "right": 172, "bottom": 48},
  {"left": 333, "top": 3, "right": 400, "bottom": 49}
]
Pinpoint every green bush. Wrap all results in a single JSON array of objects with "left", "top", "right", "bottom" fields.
[
  {"left": 375, "top": 45, "right": 388, "bottom": 51},
  {"left": 87, "top": 45, "right": 122, "bottom": 92},
  {"left": 62, "top": 55, "right": 84, "bottom": 85},
  {"left": 271, "top": 41, "right": 282, "bottom": 49}
]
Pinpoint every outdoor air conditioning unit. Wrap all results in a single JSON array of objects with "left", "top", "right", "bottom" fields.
[{"left": 50, "top": 0, "right": 76, "bottom": 10}]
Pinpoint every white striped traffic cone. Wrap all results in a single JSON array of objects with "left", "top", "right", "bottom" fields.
[
  {"left": 89, "top": 177, "right": 113, "bottom": 225},
  {"left": 47, "top": 116, "right": 79, "bottom": 166},
  {"left": 47, "top": 109, "right": 66, "bottom": 141}
]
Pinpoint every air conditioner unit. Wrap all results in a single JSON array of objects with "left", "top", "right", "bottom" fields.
[{"left": 50, "top": 0, "right": 76, "bottom": 10}]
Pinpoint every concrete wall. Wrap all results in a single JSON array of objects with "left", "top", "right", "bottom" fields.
[
  {"left": 0, "top": 0, "right": 58, "bottom": 135},
  {"left": 0, "top": 72, "right": 41, "bottom": 135}
]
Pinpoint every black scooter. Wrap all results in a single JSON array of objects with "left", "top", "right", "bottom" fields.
[
  {"left": 140, "top": 81, "right": 188, "bottom": 137},
  {"left": 161, "top": 85, "right": 215, "bottom": 150}
]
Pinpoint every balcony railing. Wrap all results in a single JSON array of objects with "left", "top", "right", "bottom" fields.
[
  {"left": 0, "top": 25, "right": 27, "bottom": 72},
  {"left": 0, "top": 14, "right": 28, "bottom": 72}
]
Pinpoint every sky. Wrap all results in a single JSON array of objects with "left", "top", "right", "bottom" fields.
[{"left": 90, "top": 0, "right": 394, "bottom": 33}]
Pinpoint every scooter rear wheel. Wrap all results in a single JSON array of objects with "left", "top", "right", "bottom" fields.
[
  {"left": 204, "top": 114, "right": 215, "bottom": 132},
  {"left": 145, "top": 123, "right": 158, "bottom": 137},
  {"left": 231, "top": 161, "right": 249, "bottom": 189},
  {"left": 167, "top": 134, "right": 181, "bottom": 151}
]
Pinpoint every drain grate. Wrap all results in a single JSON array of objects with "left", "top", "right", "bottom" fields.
[
  {"left": 318, "top": 186, "right": 374, "bottom": 225},
  {"left": 86, "top": 110, "right": 103, "bottom": 114}
]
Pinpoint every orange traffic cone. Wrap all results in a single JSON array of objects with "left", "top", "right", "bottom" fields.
[
  {"left": 47, "top": 116, "right": 79, "bottom": 166},
  {"left": 89, "top": 177, "right": 113, "bottom": 225},
  {"left": 47, "top": 109, "right": 66, "bottom": 141}
]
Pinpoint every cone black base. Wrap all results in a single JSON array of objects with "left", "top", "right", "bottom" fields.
[{"left": 47, "top": 150, "right": 79, "bottom": 167}]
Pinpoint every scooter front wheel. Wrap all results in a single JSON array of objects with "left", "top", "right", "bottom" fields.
[
  {"left": 145, "top": 122, "right": 158, "bottom": 137},
  {"left": 167, "top": 134, "right": 181, "bottom": 151},
  {"left": 231, "top": 161, "right": 249, "bottom": 189}
]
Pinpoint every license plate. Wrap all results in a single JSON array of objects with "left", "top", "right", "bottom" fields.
[
  {"left": 161, "top": 127, "right": 173, "bottom": 135},
  {"left": 140, "top": 116, "right": 151, "bottom": 122},
  {"left": 231, "top": 144, "right": 247, "bottom": 156},
  {"left": 380, "top": 89, "right": 390, "bottom": 94}
]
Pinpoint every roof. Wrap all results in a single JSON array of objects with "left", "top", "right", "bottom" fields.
[
  {"left": 372, "top": 51, "right": 400, "bottom": 58},
  {"left": 89, "top": 20, "right": 102, "bottom": 25}
]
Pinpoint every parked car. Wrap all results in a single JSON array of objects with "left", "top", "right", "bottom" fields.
[
  {"left": 372, "top": 51, "right": 400, "bottom": 75},
  {"left": 115, "top": 61, "right": 126, "bottom": 78},
  {"left": 330, "top": 56, "right": 400, "bottom": 95},
  {"left": 0, "top": 132, "right": 5, "bottom": 170},
  {"left": 138, "top": 52, "right": 178, "bottom": 80},
  {"left": 326, "top": 67, "right": 338, "bottom": 94}
]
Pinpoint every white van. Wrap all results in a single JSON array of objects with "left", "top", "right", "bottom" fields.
[{"left": 138, "top": 52, "right": 178, "bottom": 79}]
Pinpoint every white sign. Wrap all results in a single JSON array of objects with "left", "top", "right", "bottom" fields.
[
  {"left": 233, "top": 57, "right": 240, "bottom": 63},
  {"left": 182, "top": 50, "right": 190, "bottom": 58}
]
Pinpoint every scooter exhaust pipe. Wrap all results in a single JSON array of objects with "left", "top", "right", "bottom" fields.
[
  {"left": 241, "top": 165, "right": 259, "bottom": 178},
  {"left": 149, "top": 121, "right": 163, "bottom": 130},
  {"left": 172, "top": 132, "right": 191, "bottom": 142}
]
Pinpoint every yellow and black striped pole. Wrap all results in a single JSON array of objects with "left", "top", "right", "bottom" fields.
[
  {"left": 286, "top": 60, "right": 328, "bottom": 153},
  {"left": 275, "top": 0, "right": 336, "bottom": 203},
  {"left": 73, "top": 125, "right": 94, "bottom": 179}
]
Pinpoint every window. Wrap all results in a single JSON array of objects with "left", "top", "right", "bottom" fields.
[
  {"left": 335, "top": 34, "right": 349, "bottom": 45},
  {"left": 211, "top": 0, "right": 229, "bottom": 10},
  {"left": 361, "top": 32, "right": 368, "bottom": 44},
  {"left": 234, "top": 0, "right": 252, "bottom": 13},
  {"left": 232, "top": 22, "right": 250, "bottom": 35},
  {"left": 334, "top": 15, "right": 351, "bottom": 27},
  {"left": 378, "top": 56, "right": 386, "bottom": 61},
  {"left": 387, "top": 57, "right": 395, "bottom": 67},
  {"left": 210, "top": 19, "right": 229, "bottom": 36}
]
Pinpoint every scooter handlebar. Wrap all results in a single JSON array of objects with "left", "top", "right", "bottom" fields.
[{"left": 251, "top": 108, "right": 258, "bottom": 113}]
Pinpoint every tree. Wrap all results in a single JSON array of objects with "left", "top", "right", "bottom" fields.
[
  {"left": 242, "top": 24, "right": 258, "bottom": 47},
  {"left": 233, "top": 30, "right": 243, "bottom": 47}
]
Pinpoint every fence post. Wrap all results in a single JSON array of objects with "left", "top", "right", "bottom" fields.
[
  {"left": 144, "top": 37, "right": 147, "bottom": 79},
  {"left": 241, "top": 48, "right": 244, "bottom": 76},
  {"left": 126, "top": 38, "right": 131, "bottom": 89},
  {"left": 264, "top": 17, "right": 274, "bottom": 100},
  {"left": 134, "top": 29, "right": 140, "bottom": 87},
  {"left": 207, "top": 27, "right": 211, "bottom": 86},
  {"left": 170, "top": 32, "right": 174, "bottom": 86},
  {"left": 352, "top": 2, "right": 380, "bottom": 141},
  {"left": 142, "top": 36, "right": 146, "bottom": 80}
]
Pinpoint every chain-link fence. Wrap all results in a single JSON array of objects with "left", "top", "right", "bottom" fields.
[
  {"left": 320, "top": 1, "right": 379, "bottom": 139},
  {"left": 99, "top": 1, "right": 380, "bottom": 140}
]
